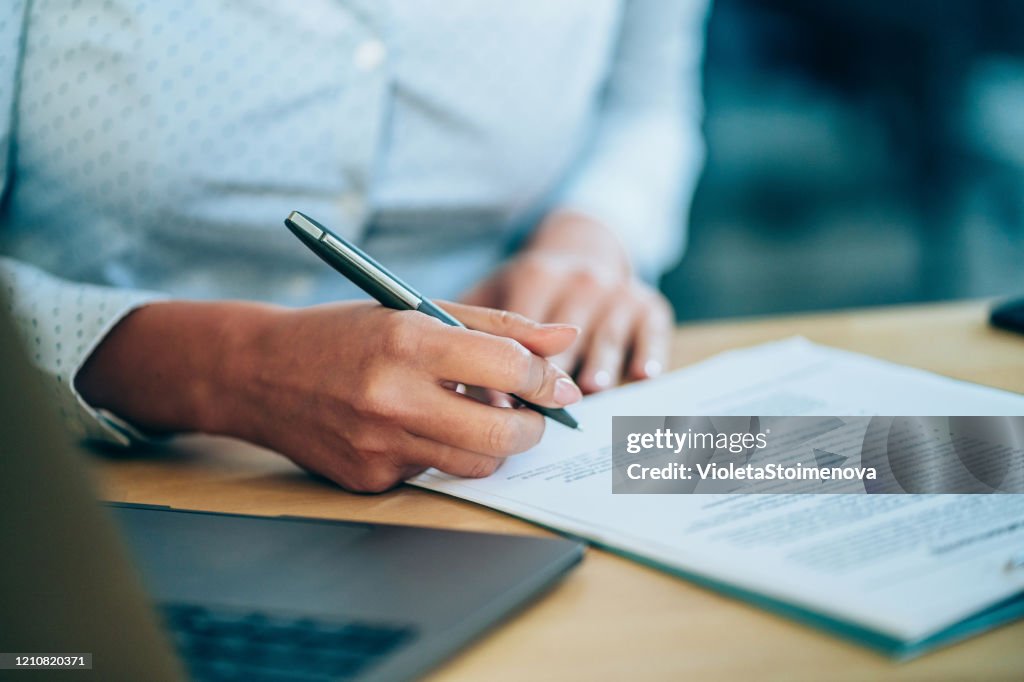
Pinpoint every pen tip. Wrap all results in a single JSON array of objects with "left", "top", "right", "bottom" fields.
[{"left": 575, "top": 426, "right": 584, "bottom": 432}]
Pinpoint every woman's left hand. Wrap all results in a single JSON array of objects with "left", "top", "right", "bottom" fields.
[{"left": 462, "top": 210, "right": 673, "bottom": 394}]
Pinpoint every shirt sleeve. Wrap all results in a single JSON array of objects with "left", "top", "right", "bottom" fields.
[
  {"left": 556, "top": 0, "right": 709, "bottom": 280},
  {"left": 0, "top": 259, "right": 167, "bottom": 445},
  {"left": 0, "top": 2, "right": 165, "bottom": 446}
]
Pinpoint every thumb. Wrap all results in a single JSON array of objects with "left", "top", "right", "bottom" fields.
[{"left": 436, "top": 300, "right": 578, "bottom": 357}]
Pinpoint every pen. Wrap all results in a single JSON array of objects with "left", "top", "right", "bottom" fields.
[{"left": 284, "top": 210, "right": 581, "bottom": 430}]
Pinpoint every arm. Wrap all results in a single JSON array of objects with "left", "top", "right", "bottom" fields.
[
  {"left": 465, "top": 0, "right": 709, "bottom": 392},
  {"left": 556, "top": 0, "right": 708, "bottom": 280},
  {"left": 2, "top": 256, "right": 584, "bottom": 492},
  {"left": 74, "top": 299, "right": 583, "bottom": 492},
  {"left": 3, "top": 249, "right": 585, "bottom": 491}
]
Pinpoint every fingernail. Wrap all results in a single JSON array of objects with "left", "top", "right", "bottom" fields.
[
  {"left": 540, "top": 323, "right": 580, "bottom": 333},
  {"left": 592, "top": 370, "right": 611, "bottom": 389},
  {"left": 643, "top": 360, "right": 663, "bottom": 378},
  {"left": 554, "top": 377, "right": 583, "bottom": 405}
]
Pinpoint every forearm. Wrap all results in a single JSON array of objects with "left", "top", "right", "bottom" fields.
[
  {"left": 74, "top": 300, "right": 278, "bottom": 437},
  {"left": 554, "top": 0, "right": 708, "bottom": 279}
]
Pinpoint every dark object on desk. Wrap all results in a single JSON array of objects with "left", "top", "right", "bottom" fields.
[
  {"left": 990, "top": 297, "right": 1024, "bottom": 336},
  {"left": 0, "top": 293, "right": 584, "bottom": 682},
  {"left": 115, "top": 504, "right": 582, "bottom": 681},
  {"left": 284, "top": 210, "right": 580, "bottom": 431}
]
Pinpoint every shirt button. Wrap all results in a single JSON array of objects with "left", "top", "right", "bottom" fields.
[{"left": 354, "top": 39, "right": 387, "bottom": 71}]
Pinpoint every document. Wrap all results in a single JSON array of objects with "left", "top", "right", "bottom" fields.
[{"left": 409, "top": 338, "right": 1024, "bottom": 657}]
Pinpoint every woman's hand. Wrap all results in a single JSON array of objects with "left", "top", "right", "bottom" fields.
[
  {"left": 463, "top": 211, "right": 673, "bottom": 394},
  {"left": 76, "top": 300, "right": 582, "bottom": 492}
]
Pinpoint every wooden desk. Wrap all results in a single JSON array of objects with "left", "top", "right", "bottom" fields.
[{"left": 94, "top": 300, "right": 1024, "bottom": 681}]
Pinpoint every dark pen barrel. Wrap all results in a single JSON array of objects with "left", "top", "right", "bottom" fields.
[{"left": 514, "top": 400, "right": 579, "bottom": 430}]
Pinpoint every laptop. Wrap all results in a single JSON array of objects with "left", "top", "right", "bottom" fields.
[{"left": 0, "top": 296, "right": 584, "bottom": 681}]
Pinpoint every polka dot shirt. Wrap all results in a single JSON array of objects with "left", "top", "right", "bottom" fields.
[{"left": 0, "top": 0, "right": 707, "bottom": 444}]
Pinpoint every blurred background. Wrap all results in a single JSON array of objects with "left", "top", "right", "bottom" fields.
[{"left": 662, "top": 0, "right": 1024, "bottom": 321}]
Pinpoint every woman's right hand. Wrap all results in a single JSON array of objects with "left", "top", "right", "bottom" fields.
[{"left": 76, "top": 299, "right": 582, "bottom": 492}]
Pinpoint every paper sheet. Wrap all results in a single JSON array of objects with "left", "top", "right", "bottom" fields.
[{"left": 409, "top": 338, "right": 1024, "bottom": 648}]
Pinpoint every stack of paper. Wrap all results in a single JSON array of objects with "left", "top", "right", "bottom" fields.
[{"left": 410, "top": 338, "right": 1024, "bottom": 658}]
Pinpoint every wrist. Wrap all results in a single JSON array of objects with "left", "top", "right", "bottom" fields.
[
  {"left": 210, "top": 302, "right": 290, "bottom": 443},
  {"left": 178, "top": 300, "right": 296, "bottom": 440},
  {"left": 527, "top": 210, "right": 632, "bottom": 278},
  {"left": 75, "top": 300, "right": 283, "bottom": 439}
]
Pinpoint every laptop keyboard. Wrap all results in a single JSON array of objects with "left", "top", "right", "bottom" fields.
[{"left": 161, "top": 603, "right": 417, "bottom": 681}]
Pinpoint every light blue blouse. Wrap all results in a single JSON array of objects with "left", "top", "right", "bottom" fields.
[{"left": 0, "top": 0, "right": 706, "bottom": 443}]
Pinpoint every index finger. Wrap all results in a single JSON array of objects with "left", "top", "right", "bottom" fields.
[
  {"left": 424, "top": 325, "right": 583, "bottom": 409},
  {"left": 435, "top": 301, "right": 579, "bottom": 358}
]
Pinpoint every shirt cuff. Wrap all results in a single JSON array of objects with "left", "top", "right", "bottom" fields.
[
  {"left": 65, "top": 294, "right": 171, "bottom": 446},
  {"left": 0, "top": 257, "right": 170, "bottom": 447}
]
